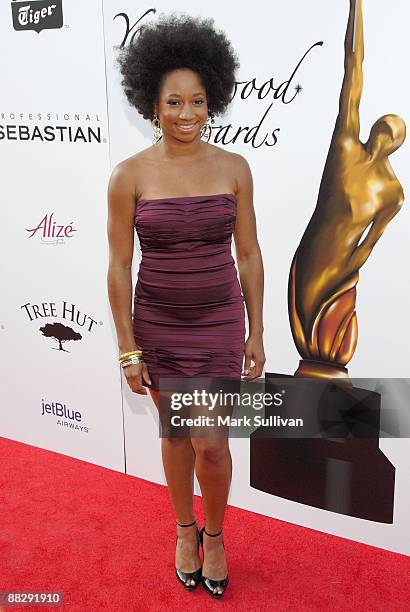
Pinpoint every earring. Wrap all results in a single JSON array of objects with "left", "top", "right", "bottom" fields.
[
  {"left": 151, "top": 113, "right": 162, "bottom": 144},
  {"left": 200, "top": 111, "right": 215, "bottom": 143}
]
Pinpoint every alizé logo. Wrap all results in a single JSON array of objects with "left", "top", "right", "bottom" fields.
[
  {"left": 11, "top": 0, "right": 63, "bottom": 34},
  {"left": 21, "top": 300, "right": 101, "bottom": 352},
  {"left": 26, "top": 212, "right": 77, "bottom": 244}
]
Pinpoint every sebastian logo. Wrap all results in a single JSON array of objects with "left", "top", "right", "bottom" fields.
[{"left": 11, "top": 0, "right": 63, "bottom": 34}]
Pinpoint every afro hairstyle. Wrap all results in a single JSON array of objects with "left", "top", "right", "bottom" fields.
[{"left": 116, "top": 12, "right": 240, "bottom": 120}]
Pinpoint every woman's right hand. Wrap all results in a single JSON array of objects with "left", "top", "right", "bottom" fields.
[{"left": 122, "top": 361, "right": 152, "bottom": 395}]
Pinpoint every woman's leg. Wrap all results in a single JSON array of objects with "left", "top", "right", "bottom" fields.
[
  {"left": 191, "top": 436, "right": 231, "bottom": 591},
  {"left": 149, "top": 389, "right": 200, "bottom": 574}
]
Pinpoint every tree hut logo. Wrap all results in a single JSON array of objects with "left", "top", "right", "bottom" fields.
[
  {"left": 40, "top": 322, "right": 82, "bottom": 352},
  {"left": 21, "top": 300, "right": 100, "bottom": 351},
  {"left": 11, "top": 0, "right": 63, "bottom": 34}
]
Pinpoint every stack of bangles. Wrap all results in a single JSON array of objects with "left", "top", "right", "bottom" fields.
[{"left": 118, "top": 349, "right": 144, "bottom": 369}]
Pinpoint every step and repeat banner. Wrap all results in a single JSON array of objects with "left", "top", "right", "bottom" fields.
[
  {"left": 1, "top": 1, "right": 409, "bottom": 555},
  {"left": 0, "top": 1, "right": 124, "bottom": 470}
]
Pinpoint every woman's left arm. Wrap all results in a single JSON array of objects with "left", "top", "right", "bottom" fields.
[{"left": 232, "top": 153, "right": 266, "bottom": 381}]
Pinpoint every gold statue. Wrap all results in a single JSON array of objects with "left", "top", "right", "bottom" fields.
[{"left": 289, "top": 0, "right": 406, "bottom": 379}]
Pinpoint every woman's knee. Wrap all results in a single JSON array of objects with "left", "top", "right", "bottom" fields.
[
  {"left": 191, "top": 439, "right": 230, "bottom": 464},
  {"left": 162, "top": 435, "right": 192, "bottom": 449}
]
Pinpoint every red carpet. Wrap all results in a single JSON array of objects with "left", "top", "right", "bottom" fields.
[{"left": 1, "top": 436, "right": 409, "bottom": 611}]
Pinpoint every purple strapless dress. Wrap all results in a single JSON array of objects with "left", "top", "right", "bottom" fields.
[{"left": 133, "top": 193, "right": 246, "bottom": 391}]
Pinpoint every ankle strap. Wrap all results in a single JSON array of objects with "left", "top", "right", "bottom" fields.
[
  {"left": 204, "top": 527, "right": 223, "bottom": 537},
  {"left": 176, "top": 519, "right": 197, "bottom": 527}
]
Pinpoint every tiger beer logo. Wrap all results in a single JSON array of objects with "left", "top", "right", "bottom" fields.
[{"left": 11, "top": 0, "right": 63, "bottom": 34}]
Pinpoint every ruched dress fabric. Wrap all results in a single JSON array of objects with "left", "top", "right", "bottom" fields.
[{"left": 133, "top": 193, "right": 246, "bottom": 392}]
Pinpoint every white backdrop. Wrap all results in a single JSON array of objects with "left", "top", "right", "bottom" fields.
[
  {"left": 1, "top": 0, "right": 409, "bottom": 555},
  {"left": 0, "top": 0, "right": 124, "bottom": 470}
]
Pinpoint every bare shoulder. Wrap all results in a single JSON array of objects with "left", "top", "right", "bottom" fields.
[
  {"left": 205, "top": 145, "right": 252, "bottom": 193},
  {"left": 228, "top": 151, "right": 252, "bottom": 175},
  {"left": 225, "top": 151, "right": 253, "bottom": 195},
  {"left": 206, "top": 143, "right": 249, "bottom": 165},
  {"left": 115, "top": 146, "right": 157, "bottom": 173},
  {"left": 109, "top": 146, "right": 157, "bottom": 199},
  {"left": 108, "top": 157, "right": 133, "bottom": 193},
  {"left": 218, "top": 147, "right": 251, "bottom": 178}
]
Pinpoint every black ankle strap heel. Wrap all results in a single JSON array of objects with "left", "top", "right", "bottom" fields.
[
  {"left": 176, "top": 519, "right": 197, "bottom": 527},
  {"left": 204, "top": 528, "right": 222, "bottom": 537},
  {"left": 199, "top": 526, "right": 229, "bottom": 599},
  {"left": 175, "top": 519, "right": 202, "bottom": 591}
]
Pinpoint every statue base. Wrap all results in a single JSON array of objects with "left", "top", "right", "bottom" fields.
[
  {"left": 294, "top": 358, "right": 350, "bottom": 380},
  {"left": 250, "top": 372, "right": 395, "bottom": 523}
]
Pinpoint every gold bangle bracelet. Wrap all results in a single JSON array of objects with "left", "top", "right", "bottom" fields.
[
  {"left": 118, "top": 350, "right": 143, "bottom": 361},
  {"left": 121, "top": 357, "right": 144, "bottom": 368}
]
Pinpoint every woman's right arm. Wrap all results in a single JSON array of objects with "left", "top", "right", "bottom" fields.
[{"left": 106, "top": 162, "right": 152, "bottom": 394}]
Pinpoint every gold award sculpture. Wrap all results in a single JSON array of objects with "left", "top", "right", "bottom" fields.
[
  {"left": 289, "top": 0, "right": 406, "bottom": 379},
  {"left": 250, "top": 0, "right": 402, "bottom": 524}
]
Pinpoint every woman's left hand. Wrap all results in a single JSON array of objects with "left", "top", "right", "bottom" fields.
[{"left": 241, "top": 334, "right": 266, "bottom": 381}]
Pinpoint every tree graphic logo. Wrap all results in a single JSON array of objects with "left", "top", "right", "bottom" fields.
[{"left": 39, "top": 322, "right": 82, "bottom": 352}]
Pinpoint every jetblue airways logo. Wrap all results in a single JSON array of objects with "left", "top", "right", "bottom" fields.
[
  {"left": 11, "top": 0, "right": 63, "bottom": 34},
  {"left": 41, "top": 398, "right": 81, "bottom": 422}
]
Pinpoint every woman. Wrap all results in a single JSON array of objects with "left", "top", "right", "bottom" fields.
[{"left": 107, "top": 14, "right": 265, "bottom": 599}]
